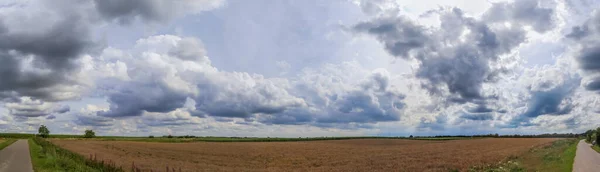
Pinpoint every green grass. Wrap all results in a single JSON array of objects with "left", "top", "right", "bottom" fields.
[
  {"left": 0, "top": 139, "right": 17, "bottom": 150},
  {"left": 0, "top": 133, "right": 35, "bottom": 138},
  {"left": 28, "top": 138, "right": 123, "bottom": 172},
  {"left": 592, "top": 144, "right": 600, "bottom": 153},
  {"left": 469, "top": 139, "right": 578, "bottom": 172}
]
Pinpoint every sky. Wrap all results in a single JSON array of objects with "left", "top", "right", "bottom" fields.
[{"left": 0, "top": 0, "right": 599, "bottom": 137}]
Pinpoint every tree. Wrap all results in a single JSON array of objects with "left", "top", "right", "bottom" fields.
[
  {"left": 409, "top": 135, "right": 413, "bottom": 138},
  {"left": 84, "top": 130, "right": 95, "bottom": 138},
  {"left": 595, "top": 127, "right": 600, "bottom": 145},
  {"left": 586, "top": 129, "right": 595, "bottom": 142},
  {"left": 38, "top": 125, "right": 50, "bottom": 138}
]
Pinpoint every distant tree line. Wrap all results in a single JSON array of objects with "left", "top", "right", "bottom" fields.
[
  {"left": 414, "top": 133, "right": 580, "bottom": 138},
  {"left": 159, "top": 135, "right": 197, "bottom": 138}
]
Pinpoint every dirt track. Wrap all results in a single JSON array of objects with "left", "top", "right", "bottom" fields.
[
  {"left": 0, "top": 140, "right": 33, "bottom": 172},
  {"left": 52, "top": 138, "right": 556, "bottom": 172}
]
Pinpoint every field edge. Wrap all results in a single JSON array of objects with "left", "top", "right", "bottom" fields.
[{"left": 0, "top": 139, "right": 17, "bottom": 150}]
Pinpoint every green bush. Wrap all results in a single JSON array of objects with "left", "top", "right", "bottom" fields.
[
  {"left": 38, "top": 125, "right": 50, "bottom": 138},
  {"left": 84, "top": 130, "right": 95, "bottom": 138}
]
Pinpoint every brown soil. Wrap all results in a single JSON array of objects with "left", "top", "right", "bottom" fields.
[{"left": 51, "top": 138, "right": 557, "bottom": 172}]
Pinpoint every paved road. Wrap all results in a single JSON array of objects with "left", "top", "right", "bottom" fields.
[
  {"left": 0, "top": 140, "right": 33, "bottom": 172},
  {"left": 573, "top": 140, "right": 600, "bottom": 172}
]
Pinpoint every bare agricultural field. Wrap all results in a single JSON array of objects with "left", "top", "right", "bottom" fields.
[{"left": 51, "top": 138, "right": 558, "bottom": 172}]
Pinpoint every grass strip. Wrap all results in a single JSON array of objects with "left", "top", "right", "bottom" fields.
[
  {"left": 0, "top": 139, "right": 17, "bottom": 150},
  {"left": 29, "top": 137, "right": 124, "bottom": 172},
  {"left": 469, "top": 139, "right": 578, "bottom": 172}
]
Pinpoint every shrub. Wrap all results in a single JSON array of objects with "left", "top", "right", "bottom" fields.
[
  {"left": 83, "top": 130, "right": 95, "bottom": 138},
  {"left": 38, "top": 125, "right": 50, "bottom": 138},
  {"left": 167, "top": 135, "right": 173, "bottom": 138},
  {"left": 149, "top": 135, "right": 154, "bottom": 138}
]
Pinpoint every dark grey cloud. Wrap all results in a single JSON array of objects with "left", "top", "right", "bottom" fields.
[
  {"left": 353, "top": 0, "right": 556, "bottom": 106},
  {"left": 0, "top": 0, "right": 223, "bottom": 104},
  {"left": 353, "top": 16, "right": 427, "bottom": 58},
  {"left": 460, "top": 104, "right": 495, "bottom": 121},
  {"left": 98, "top": 82, "right": 188, "bottom": 117},
  {"left": 567, "top": 11, "right": 600, "bottom": 91},
  {"left": 4, "top": 98, "right": 69, "bottom": 118},
  {"left": 46, "top": 115, "right": 56, "bottom": 120},
  {"left": 0, "top": 14, "right": 96, "bottom": 101},
  {"left": 584, "top": 79, "right": 600, "bottom": 91},
  {"left": 522, "top": 88, "right": 576, "bottom": 118},
  {"left": 191, "top": 77, "right": 305, "bottom": 119},
  {"left": 53, "top": 105, "right": 71, "bottom": 114},
  {"left": 466, "top": 104, "right": 494, "bottom": 113},
  {"left": 483, "top": 0, "right": 556, "bottom": 32},
  {"left": 192, "top": 65, "right": 407, "bottom": 126},
  {"left": 258, "top": 68, "right": 405, "bottom": 125},
  {"left": 75, "top": 114, "right": 114, "bottom": 127},
  {"left": 93, "top": 0, "right": 170, "bottom": 24},
  {"left": 507, "top": 69, "right": 580, "bottom": 127},
  {"left": 92, "top": 0, "right": 223, "bottom": 24},
  {"left": 315, "top": 91, "right": 403, "bottom": 124},
  {"left": 96, "top": 36, "right": 305, "bottom": 120},
  {"left": 141, "top": 112, "right": 199, "bottom": 127},
  {"left": 460, "top": 113, "right": 494, "bottom": 121},
  {"left": 256, "top": 109, "right": 313, "bottom": 125},
  {"left": 577, "top": 46, "right": 600, "bottom": 72}
]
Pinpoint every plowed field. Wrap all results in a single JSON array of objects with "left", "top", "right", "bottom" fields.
[{"left": 51, "top": 138, "right": 557, "bottom": 172}]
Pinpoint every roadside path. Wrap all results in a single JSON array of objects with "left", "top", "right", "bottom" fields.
[
  {"left": 0, "top": 140, "right": 33, "bottom": 172},
  {"left": 573, "top": 140, "right": 600, "bottom": 172}
]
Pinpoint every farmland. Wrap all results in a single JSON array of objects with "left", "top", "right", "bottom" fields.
[{"left": 51, "top": 138, "right": 557, "bottom": 171}]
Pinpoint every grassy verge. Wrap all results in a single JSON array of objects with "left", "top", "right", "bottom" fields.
[
  {"left": 592, "top": 144, "right": 600, "bottom": 153},
  {"left": 470, "top": 139, "right": 578, "bottom": 172},
  {"left": 0, "top": 139, "right": 17, "bottom": 150},
  {"left": 29, "top": 137, "right": 124, "bottom": 172}
]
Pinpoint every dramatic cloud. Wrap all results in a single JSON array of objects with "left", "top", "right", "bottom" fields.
[
  {"left": 567, "top": 11, "right": 600, "bottom": 92},
  {"left": 75, "top": 105, "right": 115, "bottom": 127},
  {"left": 4, "top": 97, "right": 70, "bottom": 118},
  {"left": 141, "top": 109, "right": 201, "bottom": 127},
  {"left": 93, "top": 35, "right": 406, "bottom": 127},
  {"left": 93, "top": 0, "right": 224, "bottom": 24},
  {"left": 0, "top": 0, "right": 224, "bottom": 108},
  {"left": 0, "top": 5, "right": 96, "bottom": 102},
  {"left": 353, "top": 0, "right": 557, "bottom": 106},
  {"left": 507, "top": 63, "right": 581, "bottom": 127},
  {"left": 93, "top": 35, "right": 305, "bottom": 119},
  {"left": 483, "top": 0, "right": 557, "bottom": 32}
]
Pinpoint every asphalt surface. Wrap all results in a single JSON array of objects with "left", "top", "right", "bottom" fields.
[
  {"left": 0, "top": 140, "right": 33, "bottom": 172},
  {"left": 573, "top": 140, "right": 600, "bottom": 172}
]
